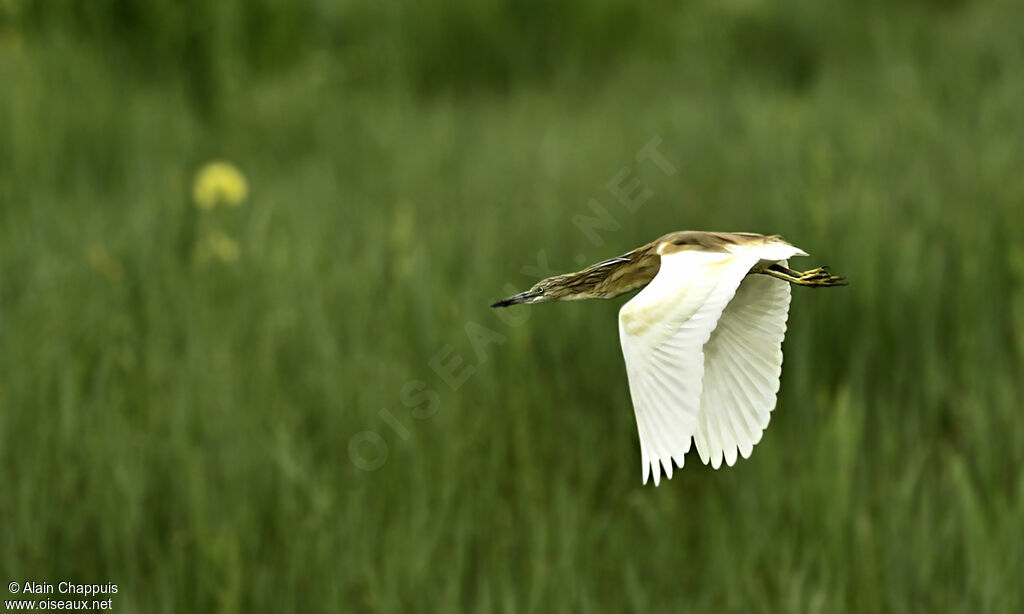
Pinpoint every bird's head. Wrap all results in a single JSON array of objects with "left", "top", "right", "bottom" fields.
[{"left": 490, "top": 276, "right": 575, "bottom": 308}]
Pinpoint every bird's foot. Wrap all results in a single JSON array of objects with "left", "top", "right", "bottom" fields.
[{"left": 795, "top": 266, "right": 847, "bottom": 287}]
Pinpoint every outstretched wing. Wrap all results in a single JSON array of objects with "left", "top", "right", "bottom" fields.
[
  {"left": 618, "top": 250, "right": 761, "bottom": 485},
  {"left": 694, "top": 266, "right": 792, "bottom": 469}
]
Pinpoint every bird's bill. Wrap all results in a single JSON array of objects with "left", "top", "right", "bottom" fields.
[{"left": 490, "top": 289, "right": 541, "bottom": 308}]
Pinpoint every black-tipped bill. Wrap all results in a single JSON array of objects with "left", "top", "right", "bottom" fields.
[{"left": 490, "top": 290, "right": 539, "bottom": 308}]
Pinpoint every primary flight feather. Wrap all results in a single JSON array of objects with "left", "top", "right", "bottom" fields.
[{"left": 492, "top": 231, "right": 845, "bottom": 485}]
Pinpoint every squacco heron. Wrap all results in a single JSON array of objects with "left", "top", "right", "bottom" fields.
[{"left": 492, "top": 231, "right": 845, "bottom": 485}]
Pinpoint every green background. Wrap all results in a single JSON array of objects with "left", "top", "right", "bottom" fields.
[{"left": 2, "top": 0, "right": 1023, "bottom": 611}]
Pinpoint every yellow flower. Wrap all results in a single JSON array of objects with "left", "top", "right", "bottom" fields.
[{"left": 193, "top": 161, "right": 248, "bottom": 210}]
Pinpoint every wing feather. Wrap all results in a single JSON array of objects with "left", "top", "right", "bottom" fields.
[
  {"left": 618, "top": 250, "right": 761, "bottom": 484},
  {"left": 695, "top": 263, "right": 793, "bottom": 467},
  {"left": 618, "top": 240, "right": 805, "bottom": 484}
]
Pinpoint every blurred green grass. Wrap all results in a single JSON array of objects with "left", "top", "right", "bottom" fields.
[{"left": 2, "top": 0, "right": 1023, "bottom": 611}]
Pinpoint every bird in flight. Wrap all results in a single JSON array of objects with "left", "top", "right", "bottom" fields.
[{"left": 491, "top": 231, "right": 845, "bottom": 485}]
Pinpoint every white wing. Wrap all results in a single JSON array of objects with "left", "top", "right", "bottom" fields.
[
  {"left": 694, "top": 264, "right": 792, "bottom": 469},
  {"left": 618, "top": 250, "right": 762, "bottom": 485}
]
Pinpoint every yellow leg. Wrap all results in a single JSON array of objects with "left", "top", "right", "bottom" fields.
[{"left": 753, "top": 264, "right": 847, "bottom": 287}]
